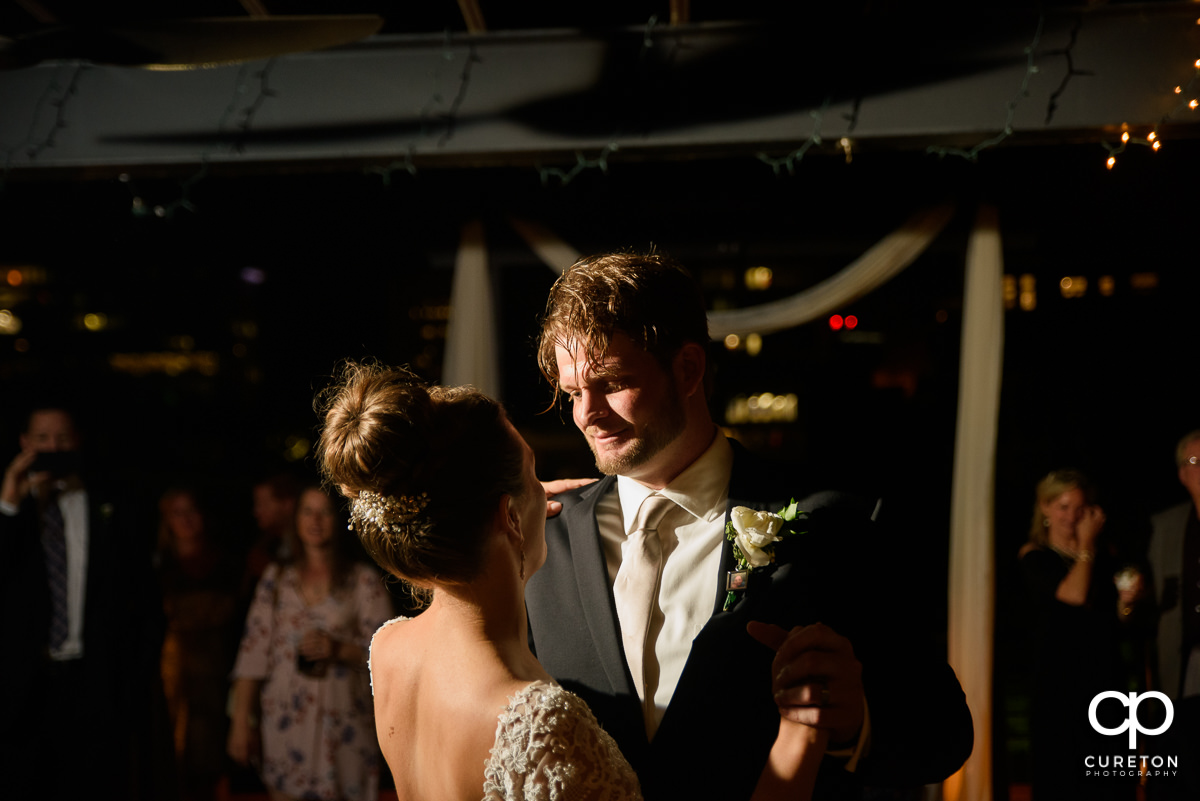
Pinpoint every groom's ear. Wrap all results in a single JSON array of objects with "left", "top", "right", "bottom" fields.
[{"left": 674, "top": 342, "right": 707, "bottom": 399}]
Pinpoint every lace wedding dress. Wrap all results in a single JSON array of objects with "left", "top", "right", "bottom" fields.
[
  {"left": 371, "top": 619, "right": 641, "bottom": 800},
  {"left": 482, "top": 680, "right": 642, "bottom": 801}
]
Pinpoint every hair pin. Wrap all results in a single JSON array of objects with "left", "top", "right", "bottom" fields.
[{"left": 348, "top": 490, "right": 429, "bottom": 533}]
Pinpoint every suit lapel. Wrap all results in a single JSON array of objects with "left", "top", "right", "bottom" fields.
[{"left": 564, "top": 475, "right": 635, "bottom": 696}]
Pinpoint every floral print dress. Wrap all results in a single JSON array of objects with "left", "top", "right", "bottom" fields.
[{"left": 233, "top": 562, "right": 393, "bottom": 801}]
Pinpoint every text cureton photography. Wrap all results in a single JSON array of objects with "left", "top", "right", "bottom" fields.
[{"left": 1084, "top": 691, "right": 1180, "bottom": 780}]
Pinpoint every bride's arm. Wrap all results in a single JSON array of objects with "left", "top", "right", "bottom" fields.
[{"left": 751, "top": 718, "right": 828, "bottom": 800}]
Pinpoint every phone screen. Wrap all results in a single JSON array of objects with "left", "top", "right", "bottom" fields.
[{"left": 29, "top": 451, "right": 82, "bottom": 477}]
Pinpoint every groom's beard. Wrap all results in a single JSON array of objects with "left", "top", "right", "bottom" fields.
[{"left": 589, "top": 381, "right": 685, "bottom": 476}]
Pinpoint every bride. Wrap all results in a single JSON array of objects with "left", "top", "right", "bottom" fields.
[{"left": 316, "top": 362, "right": 825, "bottom": 800}]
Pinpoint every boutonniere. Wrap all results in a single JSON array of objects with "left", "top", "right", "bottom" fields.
[
  {"left": 723, "top": 499, "right": 807, "bottom": 611},
  {"left": 99, "top": 502, "right": 114, "bottom": 520}
]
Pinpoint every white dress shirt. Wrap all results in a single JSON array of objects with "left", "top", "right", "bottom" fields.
[{"left": 597, "top": 433, "right": 733, "bottom": 738}]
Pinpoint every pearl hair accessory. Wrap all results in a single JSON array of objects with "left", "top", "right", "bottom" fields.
[{"left": 348, "top": 490, "right": 429, "bottom": 533}]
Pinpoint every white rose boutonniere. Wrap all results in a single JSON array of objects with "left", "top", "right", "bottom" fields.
[
  {"left": 724, "top": 499, "right": 806, "bottom": 611},
  {"left": 730, "top": 507, "right": 784, "bottom": 568}
]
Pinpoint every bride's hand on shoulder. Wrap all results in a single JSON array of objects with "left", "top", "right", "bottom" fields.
[{"left": 540, "top": 478, "right": 598, "bottom": 518}]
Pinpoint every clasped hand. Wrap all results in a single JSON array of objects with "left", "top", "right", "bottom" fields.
[
  {"left": 748, "top": 621, "right": 865, "bottom": 746},
  {"left": 298, "top": 629, "right": 334, "bottom": 662}
]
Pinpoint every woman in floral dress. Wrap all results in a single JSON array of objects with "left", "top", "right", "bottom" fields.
[{"left": 228, "top": 484, "right": 393, "bottom": 801}]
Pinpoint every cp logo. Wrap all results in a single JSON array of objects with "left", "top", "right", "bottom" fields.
[{"left": 1088, "top": 691, "right": 1174, "bottom": 748}]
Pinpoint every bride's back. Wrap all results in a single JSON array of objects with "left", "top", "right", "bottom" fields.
[{"left": 371, "top": 613, "right": 519, "bottom": 801}]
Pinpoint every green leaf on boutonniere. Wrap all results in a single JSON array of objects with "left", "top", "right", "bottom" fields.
[{"left": 781, "top": 499, "right": 800, "bottom": 522}]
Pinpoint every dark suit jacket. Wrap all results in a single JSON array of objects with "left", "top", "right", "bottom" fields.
[
  {"left": 525, "top": 440, "right": 973, "bottom": 800},
  {"left": 1148, "top": 501, "right": 1195, "bottom": 700},
  {"left": 0, "top": 480, "right": 163, "bottom": 792}
]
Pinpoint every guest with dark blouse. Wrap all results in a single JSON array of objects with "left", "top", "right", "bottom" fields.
[
  {"left": 155, "top": 486, "right": 241, "bottom": 801},
  {"left": 1018, "top": 469, "right": 1136, "bottom": 801}
]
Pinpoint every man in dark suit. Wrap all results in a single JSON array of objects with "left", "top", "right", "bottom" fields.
[
  {"left": 1145, "top": 429, "right": 1200, "bottom": 799},
  {"left": 0, "top": 404, "right": 162, "bottom": 799},
  {"left": 525, "top": 252, "right": 973, "bottom": 799}
]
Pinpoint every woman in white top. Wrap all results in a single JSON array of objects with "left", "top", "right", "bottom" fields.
[{"left": 316, "top": 362, "right": 825, "bottom": 801}]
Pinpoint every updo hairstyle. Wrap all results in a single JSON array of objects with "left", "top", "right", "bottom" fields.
[{"left": 317, "top": 362, "right": 526, "bottom": 587}]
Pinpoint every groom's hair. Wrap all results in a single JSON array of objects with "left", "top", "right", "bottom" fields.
[{"left": 536, "top": 250, "right": 710, "bottom": 400}]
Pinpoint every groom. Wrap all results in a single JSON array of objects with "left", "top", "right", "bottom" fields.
[{"left": 525, "top": 252, "right": 972, "bottom": 799}]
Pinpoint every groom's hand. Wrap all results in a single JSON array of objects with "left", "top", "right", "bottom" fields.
[
  {"left": 540, "top": 477, "right": 597, "bottom": 518},
  {"left": 748, "top": 621, "right": 865, "bottom": 746}
]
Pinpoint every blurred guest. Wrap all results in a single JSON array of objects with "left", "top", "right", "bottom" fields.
[
  {"left": 0, "top": 403, "right": 163, "bottom": 800},
  {"left": 228, "top": 483, "right": 392, "bottom": 801},
  {"left": 243, "top": 471, "right": 299, "bottom": 593},
  {"left": 155, "top": 485, "right": 241, "bottom": 801},
  {"left": 1145, "top": 430, "right": 1200, "bottom": 799},
  {"left": 1018, "top": 469, "right": 1135, "bottom": 801}
]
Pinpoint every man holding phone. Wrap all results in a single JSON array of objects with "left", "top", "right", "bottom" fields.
[{"left": 0, "top": 405, "right": 161, "bottom": 799}]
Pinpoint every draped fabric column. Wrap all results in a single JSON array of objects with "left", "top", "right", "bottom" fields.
[
  {"left": 442, "top": 219, "right": 501, "bottom": 399},
  {"left": 943, "top": 205, "right": 1005, "bottom": 801}
]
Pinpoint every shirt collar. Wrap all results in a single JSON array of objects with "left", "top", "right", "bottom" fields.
[{"left": 616, "top": 433, "right": 733, "bottom": 533}]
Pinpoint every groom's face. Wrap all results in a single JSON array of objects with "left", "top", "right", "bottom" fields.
[{"left": 555, "top": 332, "right": 685, "bottom": 480}]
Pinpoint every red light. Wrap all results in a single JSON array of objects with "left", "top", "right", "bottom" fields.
[
  {"left": 845, "top": 315, "right": 858, "bottom": 330},
  {"left": 829, "top": 314, "right": 844, "bottom": 331}
]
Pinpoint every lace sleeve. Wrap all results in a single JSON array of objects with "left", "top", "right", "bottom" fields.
[{"left": 482, "top": 682, "right": 642, "bottom": 801}]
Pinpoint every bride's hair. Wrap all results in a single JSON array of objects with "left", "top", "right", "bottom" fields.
[{"left": 316, "top": 361, "right": 525, "bottom": 588}]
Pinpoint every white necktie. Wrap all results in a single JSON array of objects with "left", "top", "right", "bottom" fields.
[{"left": 614, "top": 493, "right": 676, "bottom": 732}]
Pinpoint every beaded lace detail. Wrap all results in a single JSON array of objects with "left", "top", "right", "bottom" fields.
[{"left": 482, "top": 680, "right": 642, "bottom": 801}]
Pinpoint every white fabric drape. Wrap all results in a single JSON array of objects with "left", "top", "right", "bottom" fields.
[
  {"left": 442, "top": 219, "right": 501, "bottom": 399},
  {"left": 707, "top": 205, "right": 955, "bottom": 338},
  {"left": 509, "top": 217, "right": 580, "bottom": 275},
  {"left": 943, "top": 205, "right": 1004, "bottom": 801},
  {"left": 511, "top": 207, "right": 955, "bottom": 340}
]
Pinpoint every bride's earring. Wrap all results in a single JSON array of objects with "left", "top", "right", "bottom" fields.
[{"left": 518, "top": 537, "right": 526, "bottom": 582}]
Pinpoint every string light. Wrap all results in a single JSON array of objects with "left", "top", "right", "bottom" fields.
[
  {"left": 537, "top": 143, "right": 620, "bottom": 187},
  {"left": 1100, "top": 54, "right": 1200, "bottom": 169},
  {"left": 1, "top": 63, "right": 89, "bottom": 190},
  {"left": 1044, "top": 15, "right": 1094, "bottom": 126},
  {"left": 929, "top": 15, "right": 1044, "bottom": 161},
  {"left": 436, "top": 43, "right": 481, "bottom": 147},
  {"left": 757, "top": 99, "right": 829, "bottom": 176},
  {"left": 116, "top": 60, "right": 277, "bottom": 219},
  {"left": 365, "top": 150, "right": 417, "bottom": 185}
]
